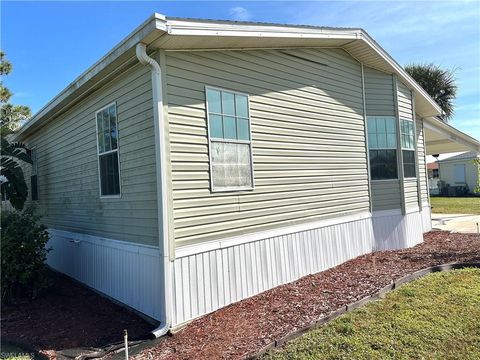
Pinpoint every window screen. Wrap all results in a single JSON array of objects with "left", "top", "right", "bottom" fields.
[
  {"left": 206, "top": 87, "right": 253, "bottom": 191},
  {"left": 367, "top": 117, "right": 398, "bottom": 180},
  {"left": 402, "top": 150, "right": 416, "bottom": 178},
  {"left": 401, "top": 119, "right": 416, "bottom": 178},
  {"left": 96, "top": 103, "right": 121, "bottom": 196}
]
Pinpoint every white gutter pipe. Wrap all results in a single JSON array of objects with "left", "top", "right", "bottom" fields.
[{"left": 135, "top": 43, "right": 172, "bottom": 338}]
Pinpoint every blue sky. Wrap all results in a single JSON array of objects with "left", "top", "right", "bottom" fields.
[{"left": 2, "top": 1, "right": 479, "bottom": 139}]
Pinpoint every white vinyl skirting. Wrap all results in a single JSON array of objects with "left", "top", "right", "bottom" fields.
[
  {"left": 46, "top": 208, "right": 432, "bottom": 327},
  {"left": 171, "top": 208, "right": 428, "bottom": 326},
  {"left": 46, "top": 229, "right": 163, "bottom": 321}
]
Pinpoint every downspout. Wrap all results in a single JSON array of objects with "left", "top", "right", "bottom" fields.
[{"left": 135, "top": 43, "right": 172, "bottom": 338}]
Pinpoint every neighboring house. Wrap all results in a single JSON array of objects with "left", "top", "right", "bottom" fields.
[
  {"left": 427, "top": 162, "right": 440, "bottom": 195},
  {"left": 15, "top": 14, "right": 480, "bottom": 334},
  {"left": 437, "top": 151, "right": 480, "bottom": 195}
]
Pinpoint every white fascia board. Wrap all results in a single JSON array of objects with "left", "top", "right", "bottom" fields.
[
  {"left": 424, "top": 117, "right": 480, "bottom": 153},
  {"left": 166, "top": 19, "right": 361, "bottom": 39},
  {"left": 16, "top": 13, "right": 167, "bottom": 138},
  {"left": 165, "top": 19, "right": 441, "bottom": 117},
  {"left": 359, "top": 32, "right": 443, "bottom": 117}
]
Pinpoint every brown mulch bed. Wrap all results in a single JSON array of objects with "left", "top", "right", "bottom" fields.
[
  {"left": 132, "top": 231, "right": 480, "bottom": 360},
  {"left": 1, "top": 271, "right": 153, "bottom": 359},
  {"left": 1, "top": 231, "right": 478, "bottom": 360}
]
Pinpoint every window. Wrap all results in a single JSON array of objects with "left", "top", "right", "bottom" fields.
[
  {"left": 206, "top": 87, "right": 253, "bottom": 191},
  {"left": 30, "top": 149, "right": 38, "bottom": 201},
  {"left": 454, "top": 164, "right": 466, "bottom": 183},
  {"left": 401, "top": 119, "right": 416, "bottom": 178},
  {"left": 96, "top": 103, "right": 121, "bottom": 196},
  {"left": 432, "top": 169, "right": 439, "bottom": 178},
  {"left": 367, "top": 116, "right": 397, "bottom": 180}
]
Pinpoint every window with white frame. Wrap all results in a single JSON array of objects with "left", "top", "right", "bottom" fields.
[
  {"left": 96, "top": 103, "right": 121, "bottom": 196},
  {"left": 367, "top": 116, "right": 398, "bottom": 180},
  {"left": 206, "top": 87, "right": 253, "bottom": 191},
  {"left": 400, "top": 119, "right": 416, "bottom": 178}
]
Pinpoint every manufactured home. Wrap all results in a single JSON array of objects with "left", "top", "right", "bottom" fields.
[
  {"left": 16, "top": 14, "right": 480, "bottom": 334},
  {"left": 437, "top": 151, "right": 479, "bottom": 195}
]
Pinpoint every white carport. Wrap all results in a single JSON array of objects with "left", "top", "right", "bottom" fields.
[{"left": 423, "top": 116, "right": 480, "bottom": 155}]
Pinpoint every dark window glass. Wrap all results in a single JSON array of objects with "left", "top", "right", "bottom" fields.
[
  {"left": 97, "top": 104, "right": 120, "bottom": 196},
  {"left": 370, "top": 149, "right": 398, "bottom": 180},
  {"left": 403, "top": 150, "right": 416, "bottom": 178},
  {"left": 31, "top": 175, "right": 38, "bottom": 201},
  {"left": 99, "top": 152, "right": 120, "bottom": 196}
]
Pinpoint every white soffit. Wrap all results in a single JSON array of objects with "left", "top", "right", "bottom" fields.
[{"left": 423, "top": 117, "right": 480, "bottom": 155}]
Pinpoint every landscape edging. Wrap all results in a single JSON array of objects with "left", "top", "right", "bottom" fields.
[{"left": 247, "top": 261, "right": 480, "bottom": 360}]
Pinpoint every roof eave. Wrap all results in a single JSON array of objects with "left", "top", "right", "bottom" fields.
[
  {"left": 16, "top": 13, "right": 167, "bottom": 139},
  {"left": 358, "top": 32, "right": 443, "bottom": 117},
  {"left": 423, "top": 116, "right": 480, "bottom": 155},
  {"left": 17, "top": 14, "right": 445, "bottom": 139}
]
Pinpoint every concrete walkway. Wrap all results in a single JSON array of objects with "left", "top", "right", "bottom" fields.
[{"left": 431, "top": 213, "right": 480, "bottom": 234}]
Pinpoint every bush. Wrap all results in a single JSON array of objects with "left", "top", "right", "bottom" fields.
[{"left": 1, "top": 205, "right": 51, "bottom": 304}]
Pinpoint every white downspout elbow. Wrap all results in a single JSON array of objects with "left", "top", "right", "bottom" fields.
[{"left": 135, "top": 43, "right": 172, "bottom": 338}]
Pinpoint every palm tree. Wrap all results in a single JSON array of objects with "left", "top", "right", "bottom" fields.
[
  {"left": 405, "top": 63, "right": 457, "bottom": 122},
  {"left": 1, "top": 134, "right": 32, "bottom": 210},
  {"left": 1, "top": 51, "right": 33, "bottom": 210}
]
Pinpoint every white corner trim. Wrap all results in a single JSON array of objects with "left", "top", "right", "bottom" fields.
[
  {"left": 48, "top": 229, "right": 160, "bottom": 256},
  {"left": 175, "top": 211, "right": 372, "bottom": 258}
]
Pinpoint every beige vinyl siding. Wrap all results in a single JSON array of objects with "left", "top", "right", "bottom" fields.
[
  {"left": 398, "top": 80, "right": 418, "bottom": 209},
  {"left": 364, "top": 66, "right": 400, "bottom": 211},
  {"left": 24, "top": 63, "right": 158, "bottom": 246},
  {"left": 166, "top": 48, "right": 369, "bottom": 246},
  {"left": 397, "top": 81, "right": 413, "bottom": 120},
  {"left": 416, "top": 116, "right": 428, "bottom": 203},
  {"left": 371, "top": 180, "right": 401, "bottom": 210},
  {"left": 404, "top": 179, "right": 418, "bottom": 208},
  {"left": 363, "top": 66, "right": 394, "bottom": 117}
]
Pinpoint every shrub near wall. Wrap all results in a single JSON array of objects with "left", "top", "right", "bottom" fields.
[{"left": 1, "top": 206, "right": 51, "bottom": 304}]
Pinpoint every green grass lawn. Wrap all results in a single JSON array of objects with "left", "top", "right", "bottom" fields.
[
  {"left": 430, "top": 197, "right": 480, "bottom": 214},
  {"left": 262, "top": 268, "right": 480, "bottom": 360}
]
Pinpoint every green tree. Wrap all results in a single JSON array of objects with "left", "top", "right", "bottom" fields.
[
  {"left": 473, "top": 158, "right": 480, "bottom": 195},
  {"left": 405, "top": 63, "right": 457, "bottom": 122},
  {"left": 1, "top": 51, "right": 31, "bottom": 131},
  {"left": 1, "top": 51, "right": 32, "bottom": 210}
]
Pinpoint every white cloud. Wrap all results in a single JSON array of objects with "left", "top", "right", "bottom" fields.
[{"left": 229, "top": 7, "right": 252, "bottom": 21}]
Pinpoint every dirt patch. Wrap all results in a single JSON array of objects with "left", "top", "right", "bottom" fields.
[
  {"left": 1, "top": 271, "right": 153, "bottom": 359},
  {"left": 131, "top": 231, "right": 480, "bottom": 360}
]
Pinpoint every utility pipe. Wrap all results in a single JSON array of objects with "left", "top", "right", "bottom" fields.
[{"left": 135, "top": 42, "right": 172, "bottom": 338}]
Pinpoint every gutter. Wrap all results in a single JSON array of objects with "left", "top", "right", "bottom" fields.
[{"left": 135, "top": 43, "right": 172, "bottom": 338}]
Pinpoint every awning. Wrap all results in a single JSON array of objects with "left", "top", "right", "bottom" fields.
[{"left": 423, "top": 117, "right": 480, "bottom": 155}]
